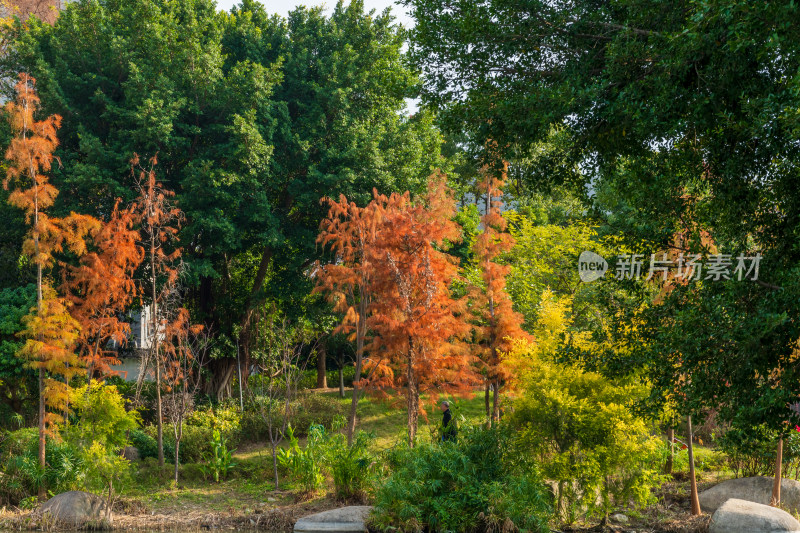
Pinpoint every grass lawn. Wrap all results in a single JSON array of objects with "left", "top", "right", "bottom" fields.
[
  {"left": 124, "top": 388, "right": 490, "bottom": 513},
  {"left": 320, "top": 388, "right": 490, "bottom": 449}
]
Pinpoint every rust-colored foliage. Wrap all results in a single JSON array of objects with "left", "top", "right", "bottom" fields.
[
  {"left": 363, "top": 172, "right": 475, "bottom": 445},
  {"left": 315, "top": 190, "right": 392, "bottom": 445},
  {"left": 132, "top": 153, "right": 183, "bottom": 468},
  {"left": 471, "top": 162, "right": 530, "bottom": 424},
  {"left": 63, "top": 200, "right": 144, "bottom": 379},
  {"left": 3, "top": 74, "right": 97, "bottom": 486}
]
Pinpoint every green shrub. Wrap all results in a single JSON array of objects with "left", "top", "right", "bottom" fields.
[
  {"left": 65, "top": 382, "right": 141, "bottom": 452},
  {"left": 717, "top": 425, "right": 800, "bottom": 479},
  {"left": 200, "top": 429, "right": 236, "bottom": 483},
  {"left": 372, "top": 425, "right": 551, "bottom": 533},
  {"left": 142, "top": 404, "right": 242, "bottom": 464},
  {"left": 278, "top": 424, "right": 326, "bottom": 495},
  {"left": 239, "top": 393, "right": 345, "bottom": 443},
  {"left": 0, "top": 428, "right": 82, "bottom": 505},
  {"left": 298, "top": 366, "right": 358, "bottom": 390},
  {"left": 508, "top": 343, "right": 665, "bottom": 524},
  {"left": 187, "top": 404, "right": 241, "bottom": 445},
  {"left": 130, "top": 429, "right": 160, "bottom": 460},
  {"left": 293, "top": 394, "right": 345, "bottom": 434},
  {"left": 321, "top": 417, "right": 375, "bottom": 501}
]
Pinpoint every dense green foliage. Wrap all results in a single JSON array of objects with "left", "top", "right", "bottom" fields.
[
  {"left": 405, "top": 0, "right": 800, "bottom": 435},
  {"left": 373, "top": 425, "right": 551, "bottom": 533},
  {"left": 3, "top": 0, "right": 449, "bottom": 394},
  {"left": 508, "top": 342, "right": 663, "bottom": 522},
  {"left": 3, "top": 0, "right": 799, "bottom": 528},
  {"left": 0, "top": 284, "right": 36, "bottom": 424},
  {"left": 0, "top": 429, "right": 81, "bottom": 506}
]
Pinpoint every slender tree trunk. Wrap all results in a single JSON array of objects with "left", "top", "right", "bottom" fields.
[
  {"left": 339, "top": 363, "right": 345, "bottom": 398},
  {"left": 491, "top": 379, "right": 500, "bottom": 425},
  {"left": 152, "top": 242, "right": 164, "bottom": 469},
  {"left": 484, "top": 380, "right": 491, "bottom": 423},
  {"left": 665, "top": 426, "right": 674, "bottom": 474},
  {"left": 772, "top": 438, "right": 784, "bottom": 506},
  {"left": 271, "top": 441, "right": 279, "bottom": 490},
  {"left": 34, "top": 197, "right": 46, "bottom": 501},
  {"left": 346, "top": 299, "right": 366, "bottom": 446},
  {"left": 687, "top": 415, "right": 701, "bottom": 516},
  {"left": 406, "top": 340, "right": 419, "bottom": 447},
  {"left": 237, "top": 246, "right": 274, "bottom": 390},
  {"left": 37, "top": 366, "right": 45, "bottom": 500},
  {"left": 174, "top": 439, "right": 180, "bottom": 483},
  {"left": 316, "top": 343, "right": 327, "bottom": 389}
]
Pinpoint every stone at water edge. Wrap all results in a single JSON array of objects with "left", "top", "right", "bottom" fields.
[
  {"left": 39, "top": 491, "right": 111, "bottom": 526},
  {"left": 294, "top": 506, "right": 372, "bottom": 533},
  {"left": 709, "top": 498, "right": 800, "bottom": 533},
  {"left": 699, "top": 476, "right": 800, "bottom": 514}
]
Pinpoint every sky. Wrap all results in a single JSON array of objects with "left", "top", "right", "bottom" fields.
[{"left": 214, "top": 0, "right": 414, "bottom": 27}]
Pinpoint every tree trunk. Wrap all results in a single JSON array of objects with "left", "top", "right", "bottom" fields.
[
  {"left": 665, "top": 426, "right": 674, "bottom": 474},
  {"left": 316, "top": 343, "right": 327, "bottom": 389},
  {"left": 687, "top": 415, "right": 701, "bottom": 516},
  {"left": 271, "top": 441, "right": 279, "bottom": 490},
  {"left": 35, "top": 222, "right": 45, "bottom": 500},
  {"left": 37, "top": 367, "right": 45, "bottom": 501},
  {"left": 202, "top": 358, "right": 236, "bottom": 401},
  {"left": 491, "top": 379, "right": 500, "bottom": 425},
  {"left": 174, "top": 439, "right": 180, "bottom": 483},
  {"left": 151, "top": 236, "right": 165, "bottom": 470},
  {"left": 346, "top": 300, "right": 366, "bottom": 446},
  {"left": 155, "top": 356, "right": 164, "bottom": 468},
  {"left": 484, "top": 380, "right": 491, "bottom": 424},
  {"left": 236, "top": 246, "right": 274, "bottom": 390},
  {"left": 406, "top": 340, "right": 419, "bottom": 447},
  {"left": 772, "top": 437, "right": 784, "bottom": 506}
]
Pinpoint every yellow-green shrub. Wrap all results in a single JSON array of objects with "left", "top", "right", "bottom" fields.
[{"left": 508, "top": 341, "right": 664, "bottom": 523}]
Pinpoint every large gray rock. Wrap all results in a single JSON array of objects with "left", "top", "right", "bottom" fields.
[
  {"left": 294, "top": 506, "right": 372, "bottom": 533},
  {"left": 709, "top": 499, "right": 800, "bottom": 533},
  {"left": 122, "top": 446, "right": 140, "bottom": 462},
  {"left": 700, "top": 476, "right": 800, "bottom": 514},
  {"left": 40, "top": 491, "right": 111, "bottom": 525}
]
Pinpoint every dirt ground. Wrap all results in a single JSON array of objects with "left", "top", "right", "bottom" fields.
[{"left": 0, "top": 494, "right": 342, "bottom": 532}]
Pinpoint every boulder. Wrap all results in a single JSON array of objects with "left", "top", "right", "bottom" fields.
[
  {"left": 40, "top": 491, "right": 110, "bottom": 526},
  {"left": 700, "top": 476, "right": 800, "bottom": 514},
  {"left": 294, "top": 506, "right": 372, "bottom": 533},
  {"left": 122, "top": 446, "right": 140, "bottom": 462},
  {"left": 610, "top": 513, "right": 628, "bottom": 523},
  {"left": 709, "top": 498, "right": 800, "bottom": 533}
]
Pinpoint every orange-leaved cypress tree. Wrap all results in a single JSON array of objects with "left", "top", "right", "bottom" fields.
[
  {"left": 132, "top": 154, "right": 182, "bottom": 469},
  {"left": 471, "top": 162, "right": 530, "bottom": 425},
  {"left": 63, "top": 199, "right": 144, "bottom": 379},
  {"left": 365, "top": 173, "right": 475, "bottom": 446},
  {"left": 315, "top": 191, "right": 394, "bottom": 446},
  {"left": 160, "top": 305, "right": 204, "bottom": 482},
  {"left": 3, "top": 73, "right": 98, "bottom": 495}
]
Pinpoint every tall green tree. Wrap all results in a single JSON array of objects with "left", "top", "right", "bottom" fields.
[
  {"left": 7, "top": 0, "right": 449, "bottom": 397},
  {"left": 405, "top": 0, "right": 800, "bottom": 438},
  {"left": 7, "top": 0, "right": 281, "bottom": 396},
  {"left": 210, "top": 0, "right": 449, "bottom": 387}
]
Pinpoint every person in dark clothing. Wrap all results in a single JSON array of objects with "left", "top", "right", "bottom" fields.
[{"left": 440, "top": 400, "right": 456, "bottom": 442}]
